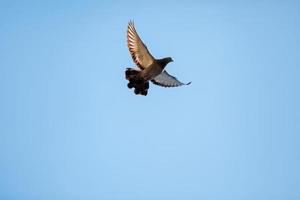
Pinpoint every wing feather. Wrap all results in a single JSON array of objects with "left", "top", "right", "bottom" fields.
[
  {"left": 151, "top": 71, "right": 191, "bottom": 88},
  {"left": 127, "top": 21, "right": 155, "bottom": 69}
]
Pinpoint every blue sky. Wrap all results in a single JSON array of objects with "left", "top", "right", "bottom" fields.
[{"left": 0, "top": 0, "right": 300, "bottom": 199}]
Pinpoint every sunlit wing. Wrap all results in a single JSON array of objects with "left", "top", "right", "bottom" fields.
[{"left": 127, "top": 20, "right": 155, "bottom": 69}]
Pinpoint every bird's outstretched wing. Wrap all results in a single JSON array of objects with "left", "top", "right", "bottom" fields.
[
  {"left": 127, "top": 20, "right": 155, "bottom": 69},
  {"left": 151, "top": 71, "right": 191, "bottom": 88}
]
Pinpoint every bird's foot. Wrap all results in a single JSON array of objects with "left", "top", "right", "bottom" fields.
[
  {"left": 141, "top": 90, "right": 148, "bottom": 96},
  {"left": 134, "top": 88, "right": 148, "bottom": 96},
  {"left": 127, "top": 82, "right": 134, "bottom": 89}
]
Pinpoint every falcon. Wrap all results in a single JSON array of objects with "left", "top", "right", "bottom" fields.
[{"left": 125, "top": 21, "right": 191, "bottom": 96}]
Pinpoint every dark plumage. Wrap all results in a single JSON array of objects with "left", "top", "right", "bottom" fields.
[{"left": 125, "top": 21, "right": 191, "bottom": 96}]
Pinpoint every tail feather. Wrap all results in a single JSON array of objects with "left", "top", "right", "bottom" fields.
[
  {"left": 125, "top": 68, "right": 149, "bottom": 96},
  {"left": 125, "top": 68, "right": 140, "bottom": 80}
]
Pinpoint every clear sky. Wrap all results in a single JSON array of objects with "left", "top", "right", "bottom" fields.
[{"left": 0, "top": 0, "right": 300, "bottom": 199}]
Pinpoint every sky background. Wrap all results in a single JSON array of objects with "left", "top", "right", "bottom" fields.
[{"left": 0, "top": 0, "right": 300, "bottom": 199}]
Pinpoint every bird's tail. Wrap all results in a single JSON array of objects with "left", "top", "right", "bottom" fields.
[
  {"left": 125, "top": 68, "right": 140, "bottom": 81},
  {"left": 125, "top": 68, "right": 149, "bottom": 96}
]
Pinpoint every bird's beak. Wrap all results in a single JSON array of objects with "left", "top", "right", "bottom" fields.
[{"left": 171, "top": 58, "right": 174, "bottom": 62}]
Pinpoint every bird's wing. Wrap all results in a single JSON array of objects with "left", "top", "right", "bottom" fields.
[
  {"left": 127, "top": 21, "right": 155, "bottom": 69},
  {"left": 151, "top": 71, "right": 191, "bottom": 88}
]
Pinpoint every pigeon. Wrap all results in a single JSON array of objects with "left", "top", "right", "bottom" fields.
[{"left": 125, "top": 20, "right": 191, "bottom": 96}]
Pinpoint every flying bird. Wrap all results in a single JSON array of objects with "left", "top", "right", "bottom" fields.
[{"left": 125, "top": 21, "right": 191, "bottom": 96}]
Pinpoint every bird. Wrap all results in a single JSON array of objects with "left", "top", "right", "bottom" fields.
[{"left": 125, "top": 20, "right": 191, "bottom": 96}]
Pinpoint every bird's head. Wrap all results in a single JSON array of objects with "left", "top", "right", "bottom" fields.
[
  {"left": 158, "top": 57, "right": 174, "bottom": 68},
  {"left": 165, "top": 57, "right": 174, "bottom": 63}
]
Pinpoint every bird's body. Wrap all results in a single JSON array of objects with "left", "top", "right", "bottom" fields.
[
  {"left": 140, "top": 59, "right": 167, "bottom": 80},
  {"left": 125, "top": 21, "right": 190, "bottom": 96}
]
